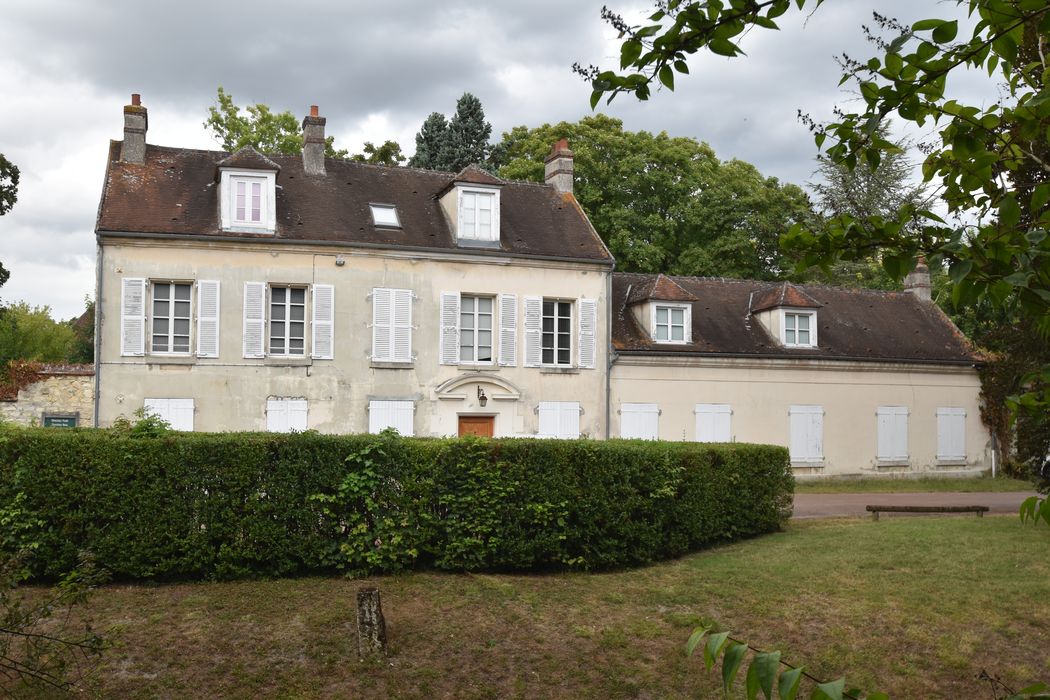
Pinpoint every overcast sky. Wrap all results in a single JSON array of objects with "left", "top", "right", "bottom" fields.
[{"left": 0, "top": 0, "right": 984, "bottom": 319}]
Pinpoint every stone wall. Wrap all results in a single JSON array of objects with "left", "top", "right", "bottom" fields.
[{"left": 0, "top": 366, "right": 94, "bottom": 427}]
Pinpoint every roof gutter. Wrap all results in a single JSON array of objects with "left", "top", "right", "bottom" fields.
[
  {"left": 613, "top": 349, "right": 981, "bottom": 368},
  {"left": 95, "top": 230, "right": 616, "bottom": 269}
]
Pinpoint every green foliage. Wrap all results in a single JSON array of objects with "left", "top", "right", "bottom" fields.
[
  {"left": 0, "top": 429, "right": 792, "bottom": 581},
  {"left": 0, "top": 152, "right": 18, "bottom": 217},
  {"left": 497, "top": 115, "right": 815, "bottom": 277},
  {"left": 0, "top": 301, "right": 76, "bottom": 365},
  {"left": 349, "top": 140, "right": 406, "bottom": 166},
  {"left": 204, "top": 86, "right": 349, "bottom": 158},
  {"left": 66, "top": 297, "right": 94, "bottom": 364},
  {"left": 408, "top": 93, "right": 493, "bottom": 171},
  {"left": 1020, "top": 495, "right": 1050, "bottom": 525}
]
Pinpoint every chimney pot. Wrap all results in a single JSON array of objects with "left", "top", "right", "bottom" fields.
[
  {"left": 544, "top": 138, "right": 574, "bottom": 196},
  {"left": 120, "top": 94, "right": 148, "bottom": 164},
  {"left": 310, "top": 105, "right": 319, "bottom": 117}
]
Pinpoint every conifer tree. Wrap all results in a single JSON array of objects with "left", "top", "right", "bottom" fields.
[
  {"left": 408, "top": 93, "right": 493, "bottom": 171},
  {"left": 408, "top": 112, "right": 449, "bottom": 169}
]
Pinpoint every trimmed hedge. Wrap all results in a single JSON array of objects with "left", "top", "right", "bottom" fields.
[{"left": 0, "top": 428, "right": 792, "bottom": 580}]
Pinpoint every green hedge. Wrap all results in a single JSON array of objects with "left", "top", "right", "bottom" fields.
[{"left": 0, "top": 428, "right": 792, "bottom": 580}]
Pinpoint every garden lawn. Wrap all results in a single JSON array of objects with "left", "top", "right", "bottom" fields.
[
  {"left": 20, "top": 517, "right": 1050, "bottom": 699},
  {"left": 793, "top": 475, "right": 1035, "bottom": 494}
]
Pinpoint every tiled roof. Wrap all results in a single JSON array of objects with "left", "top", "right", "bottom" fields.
[
  {"left": 613, "top": 273, "right": 979, "bottom": 364},
  {"left": 215, "top": 146, "right": 280, "bottom": 173},
  {"left": 96, "top": 142, "right": 613, "bottom": 264},
  {"left": 749, "top": 281, "right": 822, "bottom": 312},
  {"left": 625, "top": 274, "right": 698, "bottom": 304}
]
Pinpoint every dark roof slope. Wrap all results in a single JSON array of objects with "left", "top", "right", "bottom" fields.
[
  {"left": 749, "top": 281, "right": 821, "bottom": 312},
  {"left": 625, "top": 274, "right": 698, "bottom": 304},
  {"left": 215, "top": 146, "right": 280, "bottom": 172},
  {"left": 96, "top": 142, "right": 613, "bottom": 263},
  {"left": 613, "top": 273, "right": 978, "bottom": 365}
]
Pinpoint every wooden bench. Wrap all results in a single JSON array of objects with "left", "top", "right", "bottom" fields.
[{"left": 866, "top": 505, "right": 990, "bottom": 520}]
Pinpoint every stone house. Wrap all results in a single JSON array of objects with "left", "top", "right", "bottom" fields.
[{"left": 93, "top": 96, "right": 990, "bottom": 477}]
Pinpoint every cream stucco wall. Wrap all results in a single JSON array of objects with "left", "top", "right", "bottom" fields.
[
  {"left": 611, "top": 355, "right": 990, "bottom": 477},
  {"left": 97, "top": 238, "right": 610, "bottom": 437}
]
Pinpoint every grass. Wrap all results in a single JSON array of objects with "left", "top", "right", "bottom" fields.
[
  {"left": 793, "top": 475, "right": 1036, "bottom": 494},
  {"left": 15, "top": 517, "right": 1050, "bottom": 699}
]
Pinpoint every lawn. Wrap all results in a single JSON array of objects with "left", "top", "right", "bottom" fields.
[
  {"left": 793, "top": 475, "right": 1036, "bottom": 494},
  {"left": 17, "top": 517, "right": 1050, "bottom": 699}
]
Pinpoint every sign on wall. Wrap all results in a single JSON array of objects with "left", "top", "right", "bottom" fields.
[{"left": 42, "top": 412, "right": 79, "bottom": 428}]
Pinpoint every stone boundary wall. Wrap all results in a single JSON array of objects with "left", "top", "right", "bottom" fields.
[{"left": 0, "top": 364, "right": 94, "bottom": 427}]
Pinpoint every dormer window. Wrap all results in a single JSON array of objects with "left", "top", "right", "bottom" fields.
[
  {"left": 652, "top": 303, "right": 690, "bottom": 344},
  {"left": 782, "top": 309, "right": 817, "bottom": 348},
  {"left": 233, "top": 177, "right": 264, "bottom": 225},
  {"left": 217, "top": 148, "right": 280, "bottom": 234},
  {"left": 370, "top": 203, "right": 400, "bottom": 228},
  {"left": 458, "top": 187, "right": 499, "bottom": 242}
]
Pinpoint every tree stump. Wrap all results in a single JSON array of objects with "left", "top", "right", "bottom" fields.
[{"left": 356, "top": 587, "right": 387, "bottom": 656}]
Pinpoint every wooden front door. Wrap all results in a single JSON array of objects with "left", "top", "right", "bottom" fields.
[{"left": 459, "top": 415, "right": 495, "bottom": 437}]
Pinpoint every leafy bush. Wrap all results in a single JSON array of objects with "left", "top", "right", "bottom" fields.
[{"left": 0, "top": 428, "right": 792, "bottom": 581}]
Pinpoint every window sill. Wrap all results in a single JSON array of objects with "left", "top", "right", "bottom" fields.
[
  {"left": 457, "top": 364, "right": 499, "bottom": 372},
  {"left": 791, "top": 460, "right": 824, "bottom": 468},
  {"left": 265, "top": 357, "right": 312, "bottom": 366},
  {"left": 146, "top": 356, "right": 195, "bottom": 365},
  {"left": 876, "top": 459, "right": 910, "bottom": 467},
  {"left": 936, "top": 458, "right": 968, "bottom": 466},
  {"left": 540, "top": 367, "right": 579, "bottom": 375},
  {"left": 223, "top": 225, "right": 275, "bottom": 235},
  {"left": 371, "top": 361, "right": 414, "bottom": 370},
  {"left": 456, "top": 238, "right": 501, "bottom": 249}
]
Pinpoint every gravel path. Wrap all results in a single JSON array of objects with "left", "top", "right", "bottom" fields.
[{"left": 792, "top": 491, "right": 1040, "bottom": 519}]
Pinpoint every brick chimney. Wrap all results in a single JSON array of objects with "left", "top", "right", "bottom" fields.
[
  {"left": 904, "top": 256, "right": 932, "bottom": 302},
  {"left": 544, "top": 138, "right": 574, "bottom": 195},
  {"left": 120, "top": 93, "right": 148, "bottom": 164},
  {"left": 302, "top": 105, "right": 326, "bottom": 176}
]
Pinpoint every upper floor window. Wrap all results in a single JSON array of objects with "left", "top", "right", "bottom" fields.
[
  {"left": 219, "top": 169, "right": 277, "bottom": 233},
  {"left": 269, "top": 286, "right": 306, "bottom": 356},
  {"left": 151, "top": 282, "right": 192, "bottom": 354},
  {"left": 542, "top": 299, "right": 572, "bottom": 366},
  {"left": 233, "top": 177, "right": 264, "bottom": 225},
  {"left": 370, "top": 203, "right": 400, "bottom": 228},
  {"left": 460, "top": 295, "right": 494, "bottom": 363},
  {"left": 782, "top": 310, "right": 817, "bottom": 348},
  {"left": 653, "top": 303, "right": 689, "bottom": 344},
  {"left": 458, "top": 188, "right": 499, "bottom": 242}
]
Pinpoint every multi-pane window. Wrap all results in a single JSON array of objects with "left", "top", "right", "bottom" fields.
[
  {"left": 234, "top": 178, "right": 263, "bottom": 224},
  {"left": 151, "top": 282, "right": 191, "bottom": 353},
  {"left": 459, "top": 190, "right": 496, "bottom": 241},
  {"left": 784, "top": 311, "right": 816, "bottom": 347},
  {"left": 270, "top": 286, "right": 306, "bottom": 355},
  {"left": 542, "top": 300, "right": 572, "bottom": 365},
  {"left": 460, "top": 295, "right": 493, "bottom": 363},
  {"left": 654, "top": 305, "right": 687, "bottom": 342}
]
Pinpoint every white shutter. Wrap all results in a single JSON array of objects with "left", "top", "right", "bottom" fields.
[
  {"left": 287, "top": 399, "right": 308, "bottom": 431},
  {"left": 695, "top": 404, "right": 731, "bottom": 442},
  {"left": 524, "top": 296, "right": 542, "bottom": 367},
  {"left": 144, "top": 398, "right": 194, "bottom": 431},
  {"left": 266, "top": 398, "right": 287, "bottom": 433},
  {"left": 392, "top": 289, "right": 413, "bottom": 362},
  {"left": 120, "top": 278, "right": 146, "bottom": 356},
  {"left": 538, "top": 401, "right": 580, "bottom": 439},
  {"left": 877, "top": 406, "right": 908, "bottom": 460},
  {"left": 439, "top": 292, "right": 460, "bottom": 365},
  {"left": 578, "top": 298, "right": 597, "bottom": 369},
  {"left": 621, "top": 403, "right": 659, "bottom": 440},
  {"left": 937, "top": 408, "right": 966, "bottom": 460},
  {"left": 243, "top": 282, "right": 266, "bottom": 358},
  {"left": 311, "top": 284, "right": 335, "bottom": 360},
  {"left": 371, "top": 288, "right": 392, "bottom": 361},
  {"left": 789, "top": 405, "right": 824, "bottom": 462},
  {"left": 538, "top": 402, "right": 558, "bottom": 438},
  {"left": 196, "top": 280, "right": 220, "bottom": 358},
  {"left": 369, "top": 400, "right": 415, "bottom": 436},
  {"left": 498, "top": 293, "right": 517, "bottom": 367}
]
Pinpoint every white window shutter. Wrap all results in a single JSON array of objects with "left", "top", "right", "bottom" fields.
[
  {"left": 790, "top": 405, "right": 823, "bottom": 462},
  {"left": 144, "top": 398, "right": 194, "bottom": 431},
  {"left": 369, "top": 400, "right": 415, "bottom": 436},
  {"left": 695, "top": 404, "right": 731, "bottom": 442},
  {"left": 937, "top": 408, "right": 966, "bottom": 460},
  {"left": 196, "top": 280, "right": 220, "bottom": 358},
  {"left": 393, "top": 289, "right": 413, "bottom": 362},
  {"left": 498, "top": 293, "right": 517, "bottom": 366},
  {"left": 578, "top": 298, "right": 597, "bottom": 369},
  {"left": 877, "top": 407, "right": 908, "bottom": 460},
  {"left": 560, "top": 402, "right": 581, "bottom": 439},
  {"left": 287, "top": 399, "right": 308, "bottom": 431},
  {"left": 524, "top": 296, "right": 542, "bottom": 367},
  {"left": 439, "top": 292, "right": 460, "bottom": 365},
  {"left": 538, "top": 402, "right": 558, "bottom": 437},
  {"left": 243, "top": 282, "right": 266, "bottom": 358},
  {"left": 311, "top": 284, "right": 335, "bottom": 360},
  {"left": 394, "top": 401, "right": 414, "bottom": 436},
  {"left": 266, "top": 399, "right": 286, "bottom": 433},
  {"left": 372, "top": 288, "right": 392, "bottom": 361},
  {"left": 621, "top": 403, "right": 659, "bottom": 440},
  {"left": 120, "top": 277, "right": 146, "bottom": 356}
]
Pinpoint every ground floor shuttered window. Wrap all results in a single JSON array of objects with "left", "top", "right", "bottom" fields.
[
  {"left": 695, "top": 403, "right": 731, "bottom": 442},
  {"left": 538, "top": 401, "right": 580, "bottom": 439},
  {"left": 266, "top": 398, "right": 308, "bottom": 433},
  {"left": 619, "top": 403, "right": 659, "bottom": 440},
  {"left": 876, "top": 406, "right": 909, "bottom": 462},
  {"left": 143, "top": 398, "right": 194, "bottom": 431},
  {"left": 368, "top": 400, "right": 415, "bottom": 436},
  {"left": 937, "top": 408, "right": 966, "bottom": 462},
  {"left": 789, "top": 405, "right": 824, "bottom": 463}
]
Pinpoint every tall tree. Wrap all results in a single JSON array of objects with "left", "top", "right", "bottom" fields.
[
  {"left": 350, "top": 140, "right": 406, "bottom": 167},
  {"left": 204, "top": 87, "right": 349, "bottom": 158},
  {"left": 498, "top": 115, "right": 813, "bottom": 278},
  {"left": 0, "top": 302, "right": 76, "bottom": 366},
  {"left": 408, "top": 93, "right": 493, "bottom": 171},
  {"left": 0, "top": 153, "right": 18, "bottom": 217}
]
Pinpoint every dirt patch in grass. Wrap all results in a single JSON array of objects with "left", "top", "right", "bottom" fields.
[{"left": 9, "top": 517, "right": 1049, "bottom": 699}]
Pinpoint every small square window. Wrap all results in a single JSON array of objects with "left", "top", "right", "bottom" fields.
[
  {"left": 652, "top": 303, "right": 689, "bottom": 344},
  {"left": 782, "top": 310, "right": 817, "bottom": 348},
  {"left": 370, "top": 204, "right": 400, "bottom": 228}
]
